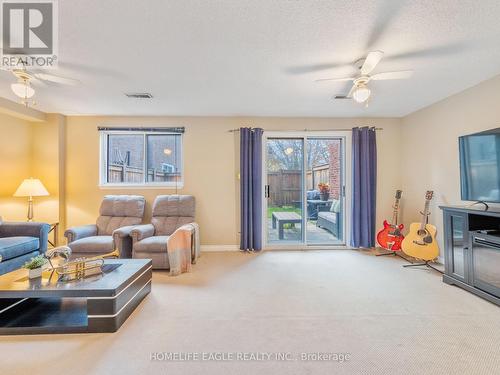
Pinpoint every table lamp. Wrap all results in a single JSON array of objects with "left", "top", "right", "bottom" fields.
[{"left": 13, "top": 177, "right": 49, "bottom": 221}]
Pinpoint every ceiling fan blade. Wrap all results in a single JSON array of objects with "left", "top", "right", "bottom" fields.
[
  {"left": 33, "top": 72, "right": 80, "bottom": 85},
  {"left": 347, "top": 84, "right": 357, "bottom": 98},
  {"left": 315, "top": 77, "right": 356, "bottom": 83},
  {"left": 361, "top": 50, "right": 384, "bottom": 75},
  {"left": 371, "top": 70, "right": 413, "bottom": 80}
]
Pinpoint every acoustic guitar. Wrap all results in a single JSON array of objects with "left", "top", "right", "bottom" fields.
[
  {"left": 401, "top": 191, "right": 439, "bottom": 261},
  {"left": 376, "top": 190, "right": 404, "bottom": 251}
]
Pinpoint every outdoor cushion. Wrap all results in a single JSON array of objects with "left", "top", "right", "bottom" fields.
[
  {"left": 319, "top": 211, "right": 338, "bottom": 223},
  {"left": 133, "top": 236, "right": 169, "bottom": 253},
  {"left": 330, "top": 199, "right": 341, "bottom": 213},
  {"left": 68, "top": 235, "right": 114, "bottom": 255},
  {"left": 0, "top": 236, "right": 39, "bottom": 261}
]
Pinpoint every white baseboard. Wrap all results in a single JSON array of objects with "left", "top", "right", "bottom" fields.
[{"left": 201, "top": 245, "right": 240, "bottom": 252}]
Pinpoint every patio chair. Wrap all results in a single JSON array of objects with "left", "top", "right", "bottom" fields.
[{"left": 316, "top": 199, "right": 341, "bottom": 238}]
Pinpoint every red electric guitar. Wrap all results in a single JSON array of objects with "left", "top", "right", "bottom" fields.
[{"left": 376, "top": 190, "right": 404, "bottom": 251}]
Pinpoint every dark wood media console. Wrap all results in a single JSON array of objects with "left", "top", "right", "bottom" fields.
[{"left": 440, "top": 205, "right": 500, "bottom": 306}]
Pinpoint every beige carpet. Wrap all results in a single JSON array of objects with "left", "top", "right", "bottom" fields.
[{"left": 1, "top": 250, "right": 499, "bottom": 375}]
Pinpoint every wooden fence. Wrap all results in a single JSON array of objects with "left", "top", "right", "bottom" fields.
[
  {"left": 268, "top": 170, "right": 301, "bottom": 206},
  {"left": 268, "top": 164, "right": 330, "bottom": 207},
  {"left": 307, "top": 164, "right": 329, "bottom": 190},
  {"left": 108, "top": 164, "right": 181, "bottom": 183}
]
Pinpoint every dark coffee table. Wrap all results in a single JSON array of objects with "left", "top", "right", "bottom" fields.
[{"left": 0, "top": 259, "right": 152, "bottom": 335}]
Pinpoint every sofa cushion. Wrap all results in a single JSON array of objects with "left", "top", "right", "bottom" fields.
[
  {"left": 133, "top": 236, "right": 169, "bottom": 253},
  {"left": 318, "top": 211, "right": 338, "bottom": 224},
  {"left": 67, "top": 236, "right": 114, "bottom": 255},
  {"left": 0, "top": 236, "right": 39, "bottom": 262},
  {"left": 0, "top": 250, "right": 40, "bottom": 275}
]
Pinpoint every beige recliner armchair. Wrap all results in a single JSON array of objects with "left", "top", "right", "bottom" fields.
[
  {"left": 131, "top": 195, "right": 195, "bottom": 269},
  {"left": 64, "top": 195, "right": 145, "bottom": 258}
]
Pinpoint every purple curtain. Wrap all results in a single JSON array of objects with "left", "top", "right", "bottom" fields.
[
  {"left": 240, "top": 127, "right": 263, "bottom": 251},
  {"left": 351, "top": 126, "right": 377, "bottom": 248}
]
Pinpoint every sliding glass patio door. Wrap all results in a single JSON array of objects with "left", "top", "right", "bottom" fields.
[
  {"left": 264, "top": 133, "right": 347, "bottom": 247},
  {"left": 265, "top": 138, "right": 304, "bottom": 244}
]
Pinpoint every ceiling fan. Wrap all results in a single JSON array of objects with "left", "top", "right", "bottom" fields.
[
  {"left": 1, "top": 64, "right": 80, "bottom": 106},
  {"left": 315, "top": 51, "right": 413, "bottom": 105}
]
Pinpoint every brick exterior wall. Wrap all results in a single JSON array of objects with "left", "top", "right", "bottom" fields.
[{"left": 328, "top": 141, "right": 341, "bottom": 199}]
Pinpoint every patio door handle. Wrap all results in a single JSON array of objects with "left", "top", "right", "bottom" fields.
[{"left": 264, "top": 185, "right": 270, "bottom": 198}]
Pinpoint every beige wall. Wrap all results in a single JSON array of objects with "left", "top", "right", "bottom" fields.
[
  {"left": 65, "top": 116, "right": 402, "bottom": 246},
  {"left": 0, "top": 113, "right": 33, "bottom": 221},
  {"left": 31, "top": 114, "right": 66, "bottom": 237},
  {"left": 5, "top": 72, "right": 500, "bottom": 250},
  {"left": 0, "top": 111, "right": 65, "bottom": 235},
  {"left": 401, "top": 74, "right": 500, "bottom": 255}
]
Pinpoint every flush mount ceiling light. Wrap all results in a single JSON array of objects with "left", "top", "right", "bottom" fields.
[
  {"left": 285, "top": 147, "right": 294, "bottom": 155},
  {"left": 163, "top": 148, "right": 172, "bottom": 155}
]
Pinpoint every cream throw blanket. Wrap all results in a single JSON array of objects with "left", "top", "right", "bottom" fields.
[{"left": 167, "top": 222, "right": 200, "bottom": 276}]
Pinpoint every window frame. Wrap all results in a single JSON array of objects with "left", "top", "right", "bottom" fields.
[{"left": 99, "top": 129, "right": 184, "bottom": 189}]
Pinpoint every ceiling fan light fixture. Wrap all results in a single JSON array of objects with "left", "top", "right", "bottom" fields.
[
  {"left": 11, "top": 81, "right": 35, "bottom": 99},
  {"left": 352, "top": 85, "right": 371, "bottom": 103}
]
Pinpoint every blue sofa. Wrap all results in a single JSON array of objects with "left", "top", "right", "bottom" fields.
[{"left": 0, "top": 220, "right": 50, "bottom": 275}]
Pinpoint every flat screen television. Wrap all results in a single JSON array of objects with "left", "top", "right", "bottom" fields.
[{"left": 459, "top": 128, "right": 500, "bottom": 203}]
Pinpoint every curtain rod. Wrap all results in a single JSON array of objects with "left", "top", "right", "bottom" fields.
[
  {"left": 98, "top": 126, "right": 185, "bottom": 133},
  {"left": 227, "top": 127, "right": 382, "bottom": 133}
]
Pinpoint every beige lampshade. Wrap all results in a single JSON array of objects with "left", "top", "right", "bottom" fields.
[{"left": 13, "top": 178, "right": 49, "bottom": 197}]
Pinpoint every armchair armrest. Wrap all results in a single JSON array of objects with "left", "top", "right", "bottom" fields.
[
  {"left": 0, "top": 221, "right": 50, "bottom": 253},
  {"left": 112, "top": 225, "right": 138, "bottom": 239},
  {"left": 64, "top": 224, "right": 97, "bottom": 244},
  {"left": 130, "top": 224, "right": 155, "bottom": 243},
  {"left": 113, "top": 225, "right": 140, "bottom": 258}
]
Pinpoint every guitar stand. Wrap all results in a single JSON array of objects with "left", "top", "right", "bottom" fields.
[
  {"left": 403, "top": 261, "right": 443, "bottom": 274},
  {"left": 376, "top": 250, "right": 413, "bottom": 263}
]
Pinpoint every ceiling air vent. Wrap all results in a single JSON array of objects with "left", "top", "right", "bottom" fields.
[{"left": 125, "top": 93, "right": 153, "bottom": 99}]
